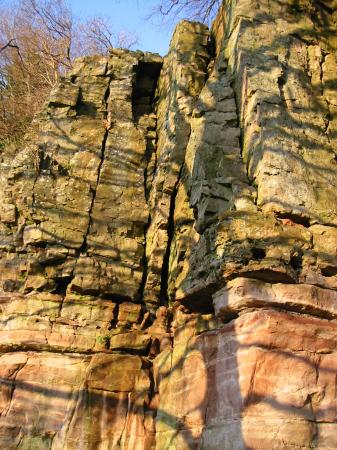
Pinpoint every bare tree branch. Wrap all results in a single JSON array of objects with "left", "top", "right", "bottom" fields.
[
  {"left": 154, "top": 0, "right": 221, "bottom": 23},
  {"left": 0, "top": 0, "right": 138, "bottom": 143},
  {"left": 78, "top": 16, "right": 138, "bottom": 54},
  {"left": 0, "top": 38, "right": 18, "bottom": 53},
  {"left": 0, "top": 37, "right": 27, "bottom": 70}
]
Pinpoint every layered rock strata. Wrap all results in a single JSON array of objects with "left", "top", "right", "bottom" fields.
[
  {"left": 143, "top": 21, "right": 210, "bottom": 311},
  {"left": 1, "top": 1, "right": 337, "bottom": 449},
  {"left": 0, "top": 48, "right": 164, "bottom": 449}
]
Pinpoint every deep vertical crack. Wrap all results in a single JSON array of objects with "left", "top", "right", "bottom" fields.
[
  {"left": 134, "top": 59, "right": 162, "bottom": 308},
  {"left": 80, "top": 81, "right": 112, "bottom": 254},
  {"left": 159, "top": 168, "right": 184, "bottom": 306}
]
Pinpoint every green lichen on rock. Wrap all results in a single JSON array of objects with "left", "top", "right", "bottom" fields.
[{"left": 1, "top": 1, "right": 337, "bottom": 448}]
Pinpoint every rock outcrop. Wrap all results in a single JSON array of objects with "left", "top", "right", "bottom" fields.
[{"left": 1, "top": 1, "right": 337, "bottom": 449}]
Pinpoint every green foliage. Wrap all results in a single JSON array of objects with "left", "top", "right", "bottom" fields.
[
  {"left": 97, "top": 334, "right": 111, "bottom": 348},
  {"left": 18, "top": 271, "right": 27, "bottom": 281}
]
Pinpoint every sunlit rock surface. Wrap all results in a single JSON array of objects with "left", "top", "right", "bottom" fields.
[{"left": 1, "top": 1, "right": 337, "bottom": 448}]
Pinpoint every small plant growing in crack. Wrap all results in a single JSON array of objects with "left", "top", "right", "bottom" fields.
[
  {"left": 97, "top": 334, "right": 111, "bottom": 349},
  {"left": 18, "top": 272, "right": 27, "bottom": 282}
]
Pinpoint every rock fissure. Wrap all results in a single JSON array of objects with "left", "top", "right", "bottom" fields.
[
  {"left": 1, "top": 3, "right": 337, "bottom": 449},
  {"left": 160, "top": 166, "right": 185, "bottom": 307},
  {"left": 79, "top": 82, "right": 112, "bottom": 255}
]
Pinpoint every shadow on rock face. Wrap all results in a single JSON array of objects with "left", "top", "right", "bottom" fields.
[{"left": 1, "top": 1, "right": 337, "bottom": 449}]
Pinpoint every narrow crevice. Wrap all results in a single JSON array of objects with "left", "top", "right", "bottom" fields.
[
  {"left": 159, "top": 52, "right": 215, "bottom": 306},
  {"left": 277, "top": 46, "right": 291, "bottom": 107},
  {"left": 132, "top": 60, "right": 162, "bottom": 308},
  {"left": 277, "top": 71, "right": 287, "bottom": 106},
  {"left": 320, "top": 52, "right": 333, "bottom": 144},
  {"left": 142, "top": 39, "right": 213, "bottom": 310},
  {"left": 144, "top": 141, "right": 156, "bottom": 203},
  {"left": 79, "top": 82, "right": 112, "bottom": 255},
  {"left": 323, "top": 110, "right": 331, "bottom": 136},
  {"left": 138, "top": 216, "right": 151, "bottom": 307},
  {"left": 319, "top": 51, "right": 326, "bottom": 93},
  {"left": 231, "top": 73, "right": 246, "bottom": 150},
  {"left": 159, "top": 173, "right": 182, "bottom": 307}
]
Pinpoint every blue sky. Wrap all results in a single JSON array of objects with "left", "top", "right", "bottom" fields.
[{"left": 69, "top": 0, "right": 176, "bottom": 56}]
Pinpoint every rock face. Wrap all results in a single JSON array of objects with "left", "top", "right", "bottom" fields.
[{"left": 1, "top": 1, "right": 337, "bottom": 449}]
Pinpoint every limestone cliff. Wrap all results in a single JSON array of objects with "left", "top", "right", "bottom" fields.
[{"left": 1, "top": 1, "right": 337, "bottom": 449}]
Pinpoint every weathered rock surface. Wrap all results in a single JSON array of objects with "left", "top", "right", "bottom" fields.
[
  {"left": 214, "top": 277, "right": 337, "bottom": 320},
  {"left": 1, "top": 1, "right": 337, "bottom": 449},
  {"left": 155, "top": 308, "right": 337, "bottom": 449},
  {"left": 0, "top": 352, "right": 155, "bottom": 449},
  {"left": 143, "top": 21, "right": 210, "bottom": 311}
]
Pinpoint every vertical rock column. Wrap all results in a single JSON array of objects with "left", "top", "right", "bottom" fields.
[
  {"left": 0, "top": 50, "right": 165, "bottom": 450},
  {"left": 178, "top": 0, "right": 337, "bottom": 301},
  {"left": 154, "top": 2, "right": 337, "bottom": 450},
  {"left": 169, "top": 55, "right": 256, "bottom": 306},
  {"left": 143, "top": 21, "right": 211, "bottom": 312},
  {"left": 70, "top": 50, "right": 162, "bottom": 301}
]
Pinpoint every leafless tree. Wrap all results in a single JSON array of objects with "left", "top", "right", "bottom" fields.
[
  {"left": 0, "top": 0, "right": 138, "bottom": 144},
  {"left": 154, "top": 0, "right": 221, "bottom": 23},
  {"left": 78, "top": 17, "right": 138, "bottom": 55}
]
